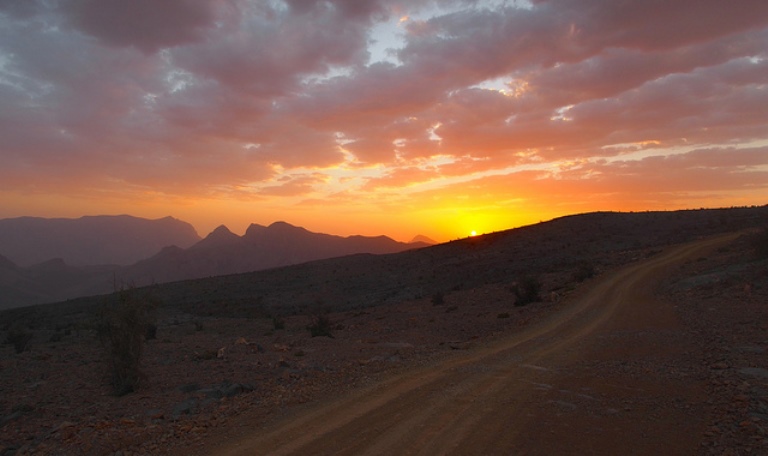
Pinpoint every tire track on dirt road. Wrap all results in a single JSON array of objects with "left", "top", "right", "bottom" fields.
[{"left": 214, "top": 232, "right": 741, "bottom": 455}]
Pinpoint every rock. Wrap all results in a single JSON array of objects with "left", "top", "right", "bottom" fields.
[
  {"left": 202, "top": 382, "right": 255, "bottom": 400},
  {"left": 147, "top": 409, "right": 164, "bottom": 420},
  {"left": 201, "top": 388, "right": 224, "bottom": 399},
  {"left": 381, "top": 342, "right": 414, "bottom": 349},
  {"left": 449, "top": 341, "right": 473, "bottom": 350},
  {"left": 1, "top": 411, "right": 23, "bottom": 427},
  {"left": 738, "top": 367, "right": 768, "bottom": 379},
  {"left": 178, "top": 383, "right": 200, "bottom": 393},
  {"left": 172, "top": 399, "right": 199, "bottom": 418},
  {"left": 222, "top": 384, "right": 243, "bottom": 398},
  {"left": 55, "top": 421, "right": 76, "bottom": 431}
]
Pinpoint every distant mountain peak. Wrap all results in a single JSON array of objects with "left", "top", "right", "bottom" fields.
[
  {"left": 268, "top": 221, "right": 299, "bottom": 229},
  {"left": 410, "top": 235, "right": 437, "bottom": 245},
  {"left": 0, "top": 214, "right": 201, "bottom": 266},
  {"left": 210, "top": 225, "right": 234, "bottom": 236},
  {"left": 267, "top": 221, "right": 309, "bottom": 234}
]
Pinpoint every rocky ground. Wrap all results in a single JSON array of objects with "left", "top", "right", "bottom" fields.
[
  {"left": 663, "top": 234, "right": 768, "bottom": 454},
  {"left": 1, "top": 215, "right": 766, "bottom": 455}
]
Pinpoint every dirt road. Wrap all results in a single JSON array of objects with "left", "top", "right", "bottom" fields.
[{"left": 214, "top": 233, "right": 739, "bottom": 455}]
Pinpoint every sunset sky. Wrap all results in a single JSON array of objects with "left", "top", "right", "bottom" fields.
[{"left": 1, "top": 0, "right": 767, "bottom": 242}]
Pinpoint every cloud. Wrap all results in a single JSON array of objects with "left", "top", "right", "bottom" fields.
[
  {"left": 62, "top": 0, "right": 220, "bottom": 54},
  {"left": 0, "top": 0, "right": 766, "bottom": 237},
  {"left": 258, "top": 173, "right": 327, "bottom": 197}
]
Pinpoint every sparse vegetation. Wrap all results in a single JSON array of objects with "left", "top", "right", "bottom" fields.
[
  {"left": 752, "top": 226, "right": 768, "bottom": 258},
  {"left": 97, "top": 286, "right": 157, "bottom": 396},
  {"left": 145, "top": 323, "right": 157, "bottom": 340},
  {"left": 307, "top": 314, "right": 334, "bottom": 338},
  {"left": 573, "top": 260, "right": 596, "bottom": 282},
  {"left": 272, "top": 315, "right": 286, "bottom": 330},
  {"left": 512, "top": 276, "right": 542, "bottom": 306},
  {"left": 6, "top": 324, "right": 33, "bottom": 353}
]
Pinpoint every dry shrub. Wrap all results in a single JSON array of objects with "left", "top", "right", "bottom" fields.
[{"left": 97, "top": 286, "right": 157, "bottom": 396}]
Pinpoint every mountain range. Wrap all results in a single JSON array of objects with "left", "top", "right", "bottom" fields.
[
  {"left": 0, "top": 216, "right": 431, "bottom": 309},
  {"left": 0, "top": 215, "right": 201, "bottom": 266}
]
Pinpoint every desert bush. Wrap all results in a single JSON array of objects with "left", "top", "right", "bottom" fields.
[
  {"left": 6, "top": 325, "right": 33, "bottom": 353},
  {"left": 431, "top": 292, "right": 445, "bottom": 306},
  {"left": 573, "top": 260, "right": 596, "bottom": 282},
  {"left": 307, "top": 314, "right": 334, "bottom": 338},
  {"left": 272, "top": 315, "right": 286, "bottom": 330},
  {"left": 752, "top": 227, "right": 768, "bottom": 258},
  {"left": 512, "top": 276, "right": 542, "bottom": 306},
  {"left": 97, "top": 286, "right": 157, "bottom": 396},
  {"left": 145, "top": 323, "right": 157, "bottom": 340}
]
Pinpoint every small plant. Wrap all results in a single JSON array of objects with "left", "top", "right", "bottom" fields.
[
  {"left": 573, "top": 260, "right": 595, "bottom": 282},
  {"left": 145, "top": 323, "right": 157, "bottom": 340},
  {"left": 752, "top": 226, "right": 768, "bottom": 258},
  {"left": 97, "top": 286, "right": 157, "bottom": 396},
  {"left": 6, "top": 325, "right": 33, "bottom": 353},
  {"left": 512, "top": 276, "right": 542, "bottom": 307},
  {"left": 307, "top": 314, "right": 334, "bottom": 338},
  {"left": 193, "top": 321, "right": 204, "bottom": 332},
  {"left": 431, "top": 292, "right": 445, "bottom": 306},
  {"left": 272, "top": 315, "right": 286, "bottom": 330}
]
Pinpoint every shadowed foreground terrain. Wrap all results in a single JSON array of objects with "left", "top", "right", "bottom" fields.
[{"left": 0, "top": 208, "right": 766, "bottom": 455}]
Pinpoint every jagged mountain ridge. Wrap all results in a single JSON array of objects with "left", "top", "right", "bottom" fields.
[
  {"left": 123, "top": 221, "right": 430, "bottom": 285},
  {"left": 0, "top": 220, "right": 430, "bottom": 309}
]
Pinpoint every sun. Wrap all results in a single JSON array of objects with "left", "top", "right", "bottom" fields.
[{"left": 470, "top": 230, "right": 477, "bottom": 237}]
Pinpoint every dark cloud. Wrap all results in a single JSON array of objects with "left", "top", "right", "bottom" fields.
[{"left": 62, "top": 0, "right": 219, "bottom": 54}]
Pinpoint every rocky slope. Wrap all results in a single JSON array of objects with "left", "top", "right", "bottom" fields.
[{"left": 0, "top": 207, "right": 766, "bottom": 455}]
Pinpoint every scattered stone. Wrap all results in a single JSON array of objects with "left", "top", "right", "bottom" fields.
[
  {"left": 172, "top": 399, "right": 199, "bottom": 419},
  {"left": 449, "top": 341, "right": 472, "bottom": 350},
  {"left": 738, "top": 367, "right": 768, "bottom": 379},
  {"left": 179, "top": 383, "right": 200, "bottom": 393}
]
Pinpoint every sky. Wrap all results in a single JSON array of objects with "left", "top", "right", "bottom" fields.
[{"left": 1, "top": 0, "right": 767, "bottom": 242}]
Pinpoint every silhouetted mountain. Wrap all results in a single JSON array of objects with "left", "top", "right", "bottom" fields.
[
  {"left": 410, "top": 235, "right": 437, "bottom": 245},
  {"left": 20, "top": 206, "right": 765, "bottom": 320},
  {"left": 0, "top": 215, "right": 201, "bottom": 267},
  {"left": 8, "top": 207, "right": 765, "bottom": 311},
  {"left": 0, "top": 255, "right": 118, "bottom": 310},
  {"left": 122, "top": 221, "right": 428, "bottom": 285}
]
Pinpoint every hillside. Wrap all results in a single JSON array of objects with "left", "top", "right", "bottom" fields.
[
  {"left": 0, "top": 207, "right": 766, "bottom": 455},
  {"left": 0, "top": 220, "right": 429, "bottom": 310},
  {"left": 122, "top": 207, "right": 768, "bottom": 318},
  {"left": 120, "top": 221, "right": 429, "bottom": 286}
]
